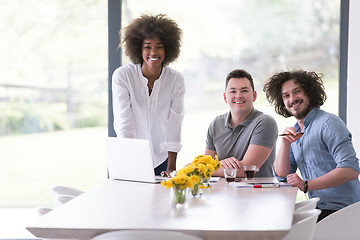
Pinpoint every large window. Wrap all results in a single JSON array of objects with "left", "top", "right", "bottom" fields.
[
  {"left": 0, "top": 1, "right": 108, "bottom": 207},
  {"left": 120, "top": 0, "right": 340, "bottom": 166},
  {"left": 1, "top": 0, "right": 340, "bottom": 207}
]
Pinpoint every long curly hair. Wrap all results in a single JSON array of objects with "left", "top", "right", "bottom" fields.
[
  {"left": 263, "top": 70, "right": 327, "bottom": 118},
  {"left": 119, "top": 13, "right": 182, "bottom": 66}
]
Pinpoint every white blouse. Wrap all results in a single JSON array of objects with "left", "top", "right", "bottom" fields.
[{"left": 112, "top": 63, "right": 185, "bottom": 168}]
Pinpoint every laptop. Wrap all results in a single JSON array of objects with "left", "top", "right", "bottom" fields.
[{"left": 105, "top": 137, "right": 168, "bottom": 183}]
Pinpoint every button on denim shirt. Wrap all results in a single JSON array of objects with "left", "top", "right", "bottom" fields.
[{"left": 275, "top": 107, "right": 360, "bottom": 210}]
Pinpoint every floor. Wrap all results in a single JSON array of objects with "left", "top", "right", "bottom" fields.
[{"left": 0, "top": 208, "right": 40, "bottom": 239}]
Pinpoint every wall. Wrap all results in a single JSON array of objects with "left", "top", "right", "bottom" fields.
[{"left": 347, "top": 1, "right": 360, "bottom": 156}]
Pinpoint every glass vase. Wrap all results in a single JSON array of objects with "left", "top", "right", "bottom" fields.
[
  {"left": 172, "top": 187, "right": 187, "bottom": 206},
  {"left": 191, "top": 183, "right": 203, "bottom": 197}
]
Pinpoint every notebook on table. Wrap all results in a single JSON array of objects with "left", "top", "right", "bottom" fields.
[{"left": 105, "top": 137, "right": 168, "bottom": 183}]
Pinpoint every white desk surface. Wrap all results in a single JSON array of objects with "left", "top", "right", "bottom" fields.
[{"left": 27, "top": 178, "right": 298, "bottom": 240}]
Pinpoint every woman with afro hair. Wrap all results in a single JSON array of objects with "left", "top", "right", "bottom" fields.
[{"left": 112, "top": 14, "right": 184, "bottom": 177}]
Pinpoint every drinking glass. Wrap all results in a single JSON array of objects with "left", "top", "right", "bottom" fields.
[
  {"left": 243, "top": 165, "right": 257, "bottom": 180},
  {"left": 224, "top": 169, "right": 237, "bottom": 183}
]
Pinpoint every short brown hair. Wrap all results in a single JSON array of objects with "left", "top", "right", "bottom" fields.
[{"left": 225, "top": 69, "right": 255, "bottom": 91}]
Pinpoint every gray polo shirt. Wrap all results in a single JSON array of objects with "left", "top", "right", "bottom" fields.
[{"left": 206, "top": 109, "right": 278, "bottom": 177}]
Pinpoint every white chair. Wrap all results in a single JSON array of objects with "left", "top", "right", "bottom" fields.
[
  {"left": 294, "top": 197, "right": 320, "bottom": 214},
  {"left": 52, "top": 186, "right": 83, "bottom": 207},
  {"left": 37, "top": 207, "right": 53, "bottom": 217},
  {"left": 52, "top": 185, "right": 84, "bottom": 197},
  {"left": 313, "top": 201, "right": 360, "bottom": 240},
  {"left": 282, "top": 209, "right": 321, "bottom": 240},
  {"left": 54, "top": 194, "right": 75, "bottom": 207},
  {"left": 91, "top": 230, "right": 204, "bottom": 240}
]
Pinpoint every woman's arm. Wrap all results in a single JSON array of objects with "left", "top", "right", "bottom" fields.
[
  {"left": 167, "top": 151, "right": 177, "bottom": 172},
  {"left": 112, "top": 69, "right": 135, "bottom": 138}
]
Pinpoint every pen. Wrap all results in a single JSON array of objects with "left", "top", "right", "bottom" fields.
[
  {"left": 279, "top": 132, "right": 304, "bottom": 137},
  {"left": 253, "top": 184, "right": 280, "bottom": 188},
  {"left": 235, "top": 183, "right": 291, "bottom": 188}
]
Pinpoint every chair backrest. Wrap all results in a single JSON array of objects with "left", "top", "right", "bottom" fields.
[
  {"left": 91, "top": 230, "right": 203, "bottom": 240},
  {"left": 313, "top": 201, "right": 360, "bottom": 240},
  {"left": 37, "top": 207, "right": 53, "bottom": 216},
  {"left": 282, "top": 209, "right": 321, "bottom": 240},
  {"left": 52, "top": 185, "right": 84, "bottom": 197},
  {"left": 294, "top": 197, "right": 320, "bottom": 214},
  {"left": 54, "top": 195, "right": 75, "bottom": 207}
]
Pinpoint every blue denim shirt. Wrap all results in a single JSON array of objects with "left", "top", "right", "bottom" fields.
[{"left": 275, "top": 107, "right": 360, "bottom": 210}]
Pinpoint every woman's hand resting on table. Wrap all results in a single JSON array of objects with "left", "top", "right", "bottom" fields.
[{"left": 160, "top": 170, "right": 172, "bottom": 178}]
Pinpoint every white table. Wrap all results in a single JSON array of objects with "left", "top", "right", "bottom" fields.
[{"left": 27, "top": 178, "right": 298, "bottom": 240}]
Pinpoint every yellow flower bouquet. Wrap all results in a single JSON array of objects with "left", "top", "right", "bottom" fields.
[
  {"left": 179, "top": 155, "right": 221, "bottom": 196},
  {"left": 161, "top": 173, "right": 194, "bottom": 204},
  {"left": 161, "top": 155, "right": 221, "bottom": 202}
]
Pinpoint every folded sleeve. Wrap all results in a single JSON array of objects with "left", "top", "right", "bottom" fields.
[{"left": 324, "top": 116, "right": 360, "bottom": 173}]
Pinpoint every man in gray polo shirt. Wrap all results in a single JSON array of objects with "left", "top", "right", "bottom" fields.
[{"left": 206, "top": 69, "right": 278, "bottom": 178}]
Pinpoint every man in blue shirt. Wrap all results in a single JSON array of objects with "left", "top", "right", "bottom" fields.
[{"left": 263, "top": 70, "right": 360, "bottom": 221}]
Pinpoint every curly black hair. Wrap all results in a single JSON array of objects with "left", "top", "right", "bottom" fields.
[
  {"left": 119, "top": 13, "right": 182, "bottom": 66},
  {"left": 263, "top": 70, "right": 327, "bottom": 118}
]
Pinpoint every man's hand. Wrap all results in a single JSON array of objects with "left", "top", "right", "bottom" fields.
[
  {"left": 286, "top": 173, "right": 305, "bottom": 191},
  {"left": 220, "top": 157, "right": 242, "bottom": 170},
  {"left": 281, "top": 127, "right": 303, "bottom": 144}
]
